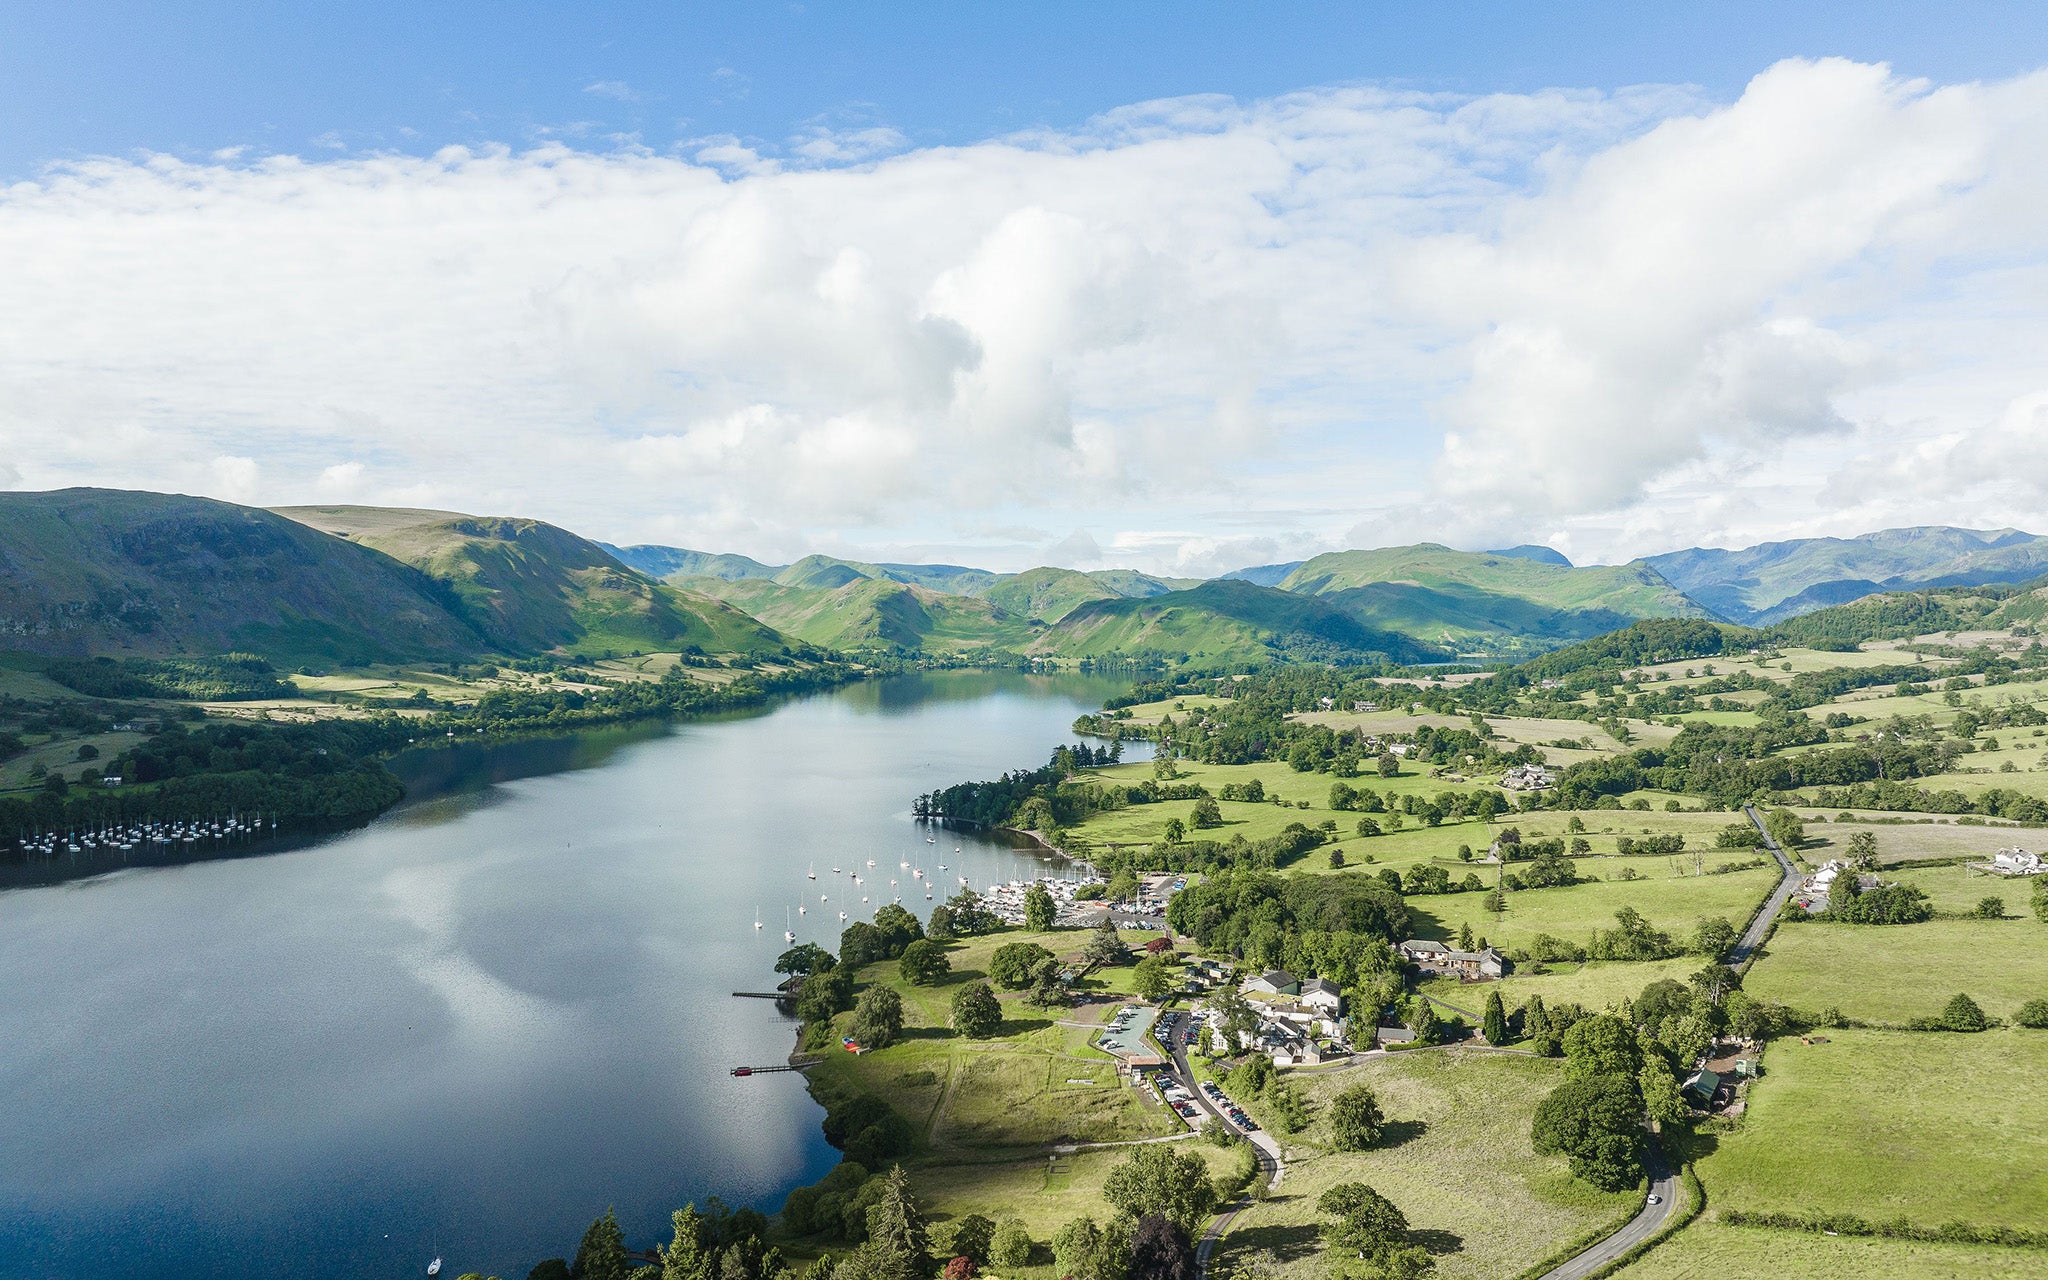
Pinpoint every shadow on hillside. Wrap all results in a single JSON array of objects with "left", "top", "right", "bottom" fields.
[
  {"left": 1411, "top": 1227, "right": 1464, "bottom": 1256},
  {"left": 1376, "top": 1118, "right": 1429, "bottom": 1150},
  {"left": 1224, "top": 1222, "right": 1320, "bottom": 1263}
]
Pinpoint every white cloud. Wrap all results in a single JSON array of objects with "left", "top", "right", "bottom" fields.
[
  {"left": 0, "top": 60, "right": 2045, "bottom": 572},
  {"left": 583, "top": 80, "right": 641, "bottom": 103}
]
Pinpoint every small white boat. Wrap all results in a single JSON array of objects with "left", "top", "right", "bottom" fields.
[
  {"left": 831, "top": 866, "right": 841, "bottom": 874},
  {"left": 784, "top": 930, "right": 796, "bottom": 943},
  {"left": 862, "top": 896, "right": 870, "bottom": 903},
  {"left": 838, "top": 911, "right": 848, "bottom": 921},
  {"left": 428, "top": 1259, "right": 442, "bottom": 1278},
  {"left": 900, "top": 860, "right": 910, "bottom": 868},
  {"left": 808, "top": 863, "right": 816, "bottom": 880},
  {"left": 867, "top": 859, "right": 876, "bottom": 868}
]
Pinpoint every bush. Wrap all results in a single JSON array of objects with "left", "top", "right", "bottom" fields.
[
  {"left": 2014, "top": 998, "right": 2048, "bottom": 1029},
  {"left": 988, "top": 1219, "right": 1032, "bottom": 1268},
  {"left": 1938, "top": 992, "right": 1988, "bottom": 1032}
]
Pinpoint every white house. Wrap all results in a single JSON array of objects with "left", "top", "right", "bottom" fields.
[
  {"left": 1994, "top": 848, "right": 2044, "bottom": 875},
  {"left": 1300, "top": 977, "right": 1343, "bottom": 1016},
  {"left": 1243, "top": 969, "right": 1299, "bottom": 998}
]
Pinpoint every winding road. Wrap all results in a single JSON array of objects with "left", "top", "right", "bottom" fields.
[
  {"left": 1732, "top": 803, "right": 1802, "bottom": 968},
  {"left": 1533, "top": 1134, "right": 1679, "bottom": 1280},
  {"left": 1173, "top": 1037, "right": 1284, "bottom": 1279}
]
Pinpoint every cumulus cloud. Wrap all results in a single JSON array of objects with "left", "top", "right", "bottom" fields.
[{"left": 1, "top": 59, "right": 2045, "bottom": 571}]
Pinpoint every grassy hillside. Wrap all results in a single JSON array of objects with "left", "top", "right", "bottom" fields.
[
  {"left": 277, "top": 507, "right": 786, "bottom": 656},
  {"left": 602, "top": 544, "right": 779, "bottom": 582},
  {"left": 1032, "top": 579, "right": 1447, "bottom": 665},
  {"left": 1274, "top": 545, "right": 1705, "bottom": 655},
  {"left": 687, "top": 576, "right": 1037, "bottom": 654},
  {"left": 977, "top": 566, "right": 1120, "bottom": 623},
  {"left": 1640, "top": 526, "right": 2048, "bottom": 624},
  {"left": 0, "top": 489, "right": 484, "bottom": 665}
]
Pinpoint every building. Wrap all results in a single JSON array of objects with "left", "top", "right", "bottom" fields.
[
  {"left": 1501, "top": 763, "right": 1555, "bottom": 791},
  {"left": 1300, "top": 977, "right": 1343, "bottom": 1016},
  {"left": 1400, "top": 939, "right": 1507, "bottom": 979},
  {"left": 1398, "top": 939, "right": 1451, "bottom": 965},
  {"left": 1243, "top": 969, "right": 1299, "bottom": 998},
  {"left": 1993, "top": 848, "right": 2044, "bottom": 875}
]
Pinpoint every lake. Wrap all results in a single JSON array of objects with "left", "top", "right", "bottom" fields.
[{"left": 0, "top": 670, "right": 1143, "bottom": 1280}]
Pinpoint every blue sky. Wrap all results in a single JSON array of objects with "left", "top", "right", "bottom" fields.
[
  {"left": 8, "top": 2, "right": 2044, "bottom": 181},
  {"left": 3, "top": 6, "right": 2048, "bottom": 574}
]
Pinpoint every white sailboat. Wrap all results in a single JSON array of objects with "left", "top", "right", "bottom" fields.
[
  {"left": 784, "top": 907, "right": 796, "bottom": 944},
  {"left": 808, "top": 863, "right": 817, "bottom": 880},
  {"left": 753, "top": 907, "right": 763, "bottom": 931}
]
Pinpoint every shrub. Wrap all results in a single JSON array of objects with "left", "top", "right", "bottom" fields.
[
  {"left": 1938, "top": 992, "right": 1988, "bottom": 1032},
  {"left": 2014, "top": 998, "right": 2048, "bottom": 1029}
]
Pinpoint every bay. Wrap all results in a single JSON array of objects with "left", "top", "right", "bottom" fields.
[{"left": 0, "top": 670, "right": 1140, "bottom": 1280}]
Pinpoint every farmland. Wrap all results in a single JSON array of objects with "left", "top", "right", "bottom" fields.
[{"left": 1743, "top": 919, "right": 2048, "bottom": 1026}]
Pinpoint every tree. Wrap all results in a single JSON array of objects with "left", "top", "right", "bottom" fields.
[
  {"left": 863, "top": 1167, "right": 934, "bottom": 1280},
  {"left": 2034, "top": 878, "right": 2048, "bottom": 924},
  {"left": 874, "top": 904, "right": 926, "bottom": 955},
  {"left": 1457, "top": 923, "right": 1475, "bottom": 952},
  {"left": 1561, "top": 1014, "right": 1641, "bottom": 1082},
  {"left": 926, "top": 905, "right": 957, "bottom": 940},
  {"left": 1190, "top": 797, "right": 1223, "bottom": 829},
  {"left": 1052, "top": 1218, "right": 1102, "bottom": 1280},
  {"left": 1102, "top": 1145, "right": 1219, "bottom": 1234},
  {"left": 946, "top": 889, "right": 1000, "bottom": 936},
  {"left": 1378, "top": 752, "right": 1400, "bottom": 778},
  {"left": 989, "top": 942, "right": 1055, "bottom": 989},
  {"left": 2015, "top": 998, "right": 2048, "bottom": 1029},
  {"left": 950, "top": 982, "right": 1001, "bottom": 1038},
  {"left": 1523, "top": 995, "right": 1557, "bottom": 1056},
  {"left": 942, "top": 1259, "right": 973, "bottom": 1280},
  {"left": 663, "top": 1205, "right": 712, "bottom": 1280},
  {"left": 1024, "top": 884, "right": 1057, "bottom": 931},
  {"left": 1939, "top": 992, "right": 1988, "bottom": 1032},
  {"left": 1329, "top": 848, "right": 1346, "bottom": 869},
  {"left": 1481, "top": 991, "right": 1509, "bottom": 1046},
  {"left": 943, "top": 1215, "right": 993, "bottom": 1265},
  {"left": 850, "top": 986, "right": 905, "bottom": 1049},
  {"left": 571, "top": 1208, "right": 630, "bottom": 1280},
  {"left": 899, "top": 940, "right": 951, "bottom": 987},
  {"left": 1976, "top": 896, "right": 2006, "bottom": 919},
  {"left": 798, "top": 967, "right": 857, "bottom": 1027},
  {"left": 1161, "top": 818, "right": 1187, "bottom": 844},
  {"left": 1409, "top": 998, "right": 1441, "bottom": 1047},
  {"left": 1126, "top": 1214, "right": 1193, "bottom": 1280},
  {"left": 1316, "top": 1184, "right": 1429, "bottom": 1277},
  {"left": 778, "top": 944, "right": 837, "bottom": 979},
  {"left": 841, "top": 922, "right": 889, "bottom": 969},
  {"left": 1026, "top": 965, "right": 1072, "bottom": 1009},
  {"left": 1764, "top": 807, "right": 1805, "bottom": 850},
  {"left": 1209, "top": 984, "right": 1259, "bottom": 1052},
  {"left": 1639, "top": 1055, "right": 1689, "bottom": 1130},
  {"left": 529, "top": 1263, "right": 572, "bottom": 1280},
  {"left": 1132, "top": 955, "right": 1175, "bottom": 1003},
  {"left": 1327, "top": 1084, "right": 1386, "bottom": 1150},
  {"left": 1085, "top": 919, "right": 1129, "bottom": 967},
  {"left": 1845, "top": 829, "right": 1879, "bottom": 869},
  {"left": 1531, "top": 1075, "right": 1644, "bottom": 1191},
  {"left": 1690, "top": 917, "right": 1737, "bottom": 961},
  {"left": 988, "top": 1219, "right": 1032, "bottom": 1269}
]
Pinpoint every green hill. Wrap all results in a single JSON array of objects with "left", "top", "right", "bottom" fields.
[
  {"left": 1031, "top": 579, "right": 1448, "bottom": 666},
  {"left": 687, "top": 576, "right": 1036, "bottom": 654},
  {"left": 0, "top": 489, "right": 485, "bottom": 665},
  {"left": 1639, "top": 526, "right": 2048, "bottom": 624},
  {"left": 976, "top": 567, "right": 1120, "bottom": 623},
  {"left": 1275, "top": 545, "right": 1706, "bottom": 655},
  {"left": 276, "top": 506, "right": 786, "bottom": 656}
]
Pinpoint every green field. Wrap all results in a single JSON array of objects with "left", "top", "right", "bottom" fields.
[
  {"left": 1696, "top": 1029, "right": 2048, "bottom": 1231},
  {"left": 904, "top": 1142, "right": 1242, "bottom": 1250},
  {"left": 1744, "top": 919, "right": 2048, "bottom": 1025},
  {"left": 1211, "top": 1050, "right": 1637, "bottom": 1280},
  {"left": 1417, "top": 957, "right": 1702, "bottom": 1017},
  {"left": 1887, "top": 862, "right": 2042, "bottom": 915},
  {"left": 804, "top": 928, "right": 1181, "bottom": 1154},
  {"left": 1405, "top": 863, "right": 1777, "bottom": 952},
  {"left": 1608, "top": 1220, "right": 2048, "bottom": 1280}
]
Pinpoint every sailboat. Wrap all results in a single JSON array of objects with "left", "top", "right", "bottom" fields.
[
  {"left": 754, "top": 908, "right": 763, "bottom": 931},
  {"left": 427, "top": 1257, "right": 442, "bottom": 1277},
  {"left": 808, "top": 863, "right": 817, "bottom": 880},
  {"left": 838, "top": 910, "right": 848, "bottom": 921},
  {"left": 784, "top": 908, "right": 796, "bottom": 945},
  {"left": 831, "top": 865, "right": 841, "bottom": 874}
]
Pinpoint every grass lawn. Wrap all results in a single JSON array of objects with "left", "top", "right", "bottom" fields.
[
  {"left": 1696, "top": 1029, "right": 2048, "bottom": 1231},
  {"left": 1743, "top": 919, "right": 2048, "bottom": 1026},
  {"left": 1607, "top": 1219, "right": 2048, "bottom": 1279},
  {"left": 804, "top": 928, "right": 1181, "bottom": 1154},
  {"left": 1887, "top": 862, "right": 2040, "bottom": 916},
  {"left": 1418, "top": 957, "right": 1701, "bottom": 1017},
  {"left": 1796, "top": 816, "right": 2048, "bottom": 866},
  {"left": 903, "top": 1141, "right": 1242, "bottom": 1252},
  {"left": 1405, "top": 864, "right": 1777, "bottom": 952},
  {"left": 1211, "top": 1050, "right": 1637, "bottom": 1280}
]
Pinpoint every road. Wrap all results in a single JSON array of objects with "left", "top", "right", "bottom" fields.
[
  {"left": 1732, "top": 803, "right": 1802, "bottom": 968},
  {"left": 1534, "top": 1134, "right": 1678, "bottom": 1280},
  {"left": 1170, "top": 1035, "right": 1284, "bottom": 1280}
]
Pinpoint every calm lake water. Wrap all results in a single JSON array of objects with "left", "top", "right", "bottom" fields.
[{"left": 0, "top": 671, "right": 1143, "bottom": 1280}]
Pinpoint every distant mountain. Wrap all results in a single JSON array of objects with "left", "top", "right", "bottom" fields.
[
  {"left": 1274, "top": 545, "right": 1705, "bottom": 656},
  {"left": 0, "top": 489, "right": 483, "bottom": 665},
  {"left": 1487, "top": 544, "right": 1573, "bottom": 567},
  {"left": 685, "top": 576, "right": 1035, "bottom": 654},
  {"left": 1638, "top": 526, "right": 2048, "bottom": 625},
  {"left": 1220, "top": 561, "right": 1305, "bottom": 587},
  {"left": 276, "top": 506, "right": 787, "bottom": 656},
  {"left": 602, "top": 544, "right": 779, "bottom": 582},
  {"left": 1032, "top": 579, "right": 1448, "bottom": 666}
]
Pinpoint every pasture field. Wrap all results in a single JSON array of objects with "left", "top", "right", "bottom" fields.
[
  {"left": 1404, "top": 863, "right": 1778, "bottom": 952},
  {"left": 1743, "top": 918, "right": 2048, "bottom": 1026},
  {"left": 903, "top": 1141, "right": 1243, "bottom": 1253},
  {"left": 805, "top": 927, "right": 1182, "bottom": 1152},
  {"left": 1211, "top": 1050, "right": 1636, "bottom": 1280},
  {"left": 1417, "top": 957, "right": 1701, "bottom": 1017},
  {"left": 1607, "top": 1220, "right": 2048, "bottom": 1280},
  {"left": 1797, "top": 815, "right": 2044, "bottom": 865},
  {"left": 1696, "top": 1029, "right": 2048, "bottom": 1231},
  {"left": 1887, "top": 862, "right": 2042, "bottom": 915}
]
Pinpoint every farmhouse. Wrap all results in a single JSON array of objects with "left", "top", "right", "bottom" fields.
[
  {"left": 1398, "top": 939, "right": 1450, "bottom": 965},
  {"left": 1300, "top": 977, "right": 1343, "bottom": 1015},
  {"left": 1400, "top": 939, "right": 1508, "bottom": 979},
  {"left": 1994, "top": 848, "right": 2044, "bottom": 875},
  {"left": 1500, "top": 763, "right": 1555, "bottom": 791}
]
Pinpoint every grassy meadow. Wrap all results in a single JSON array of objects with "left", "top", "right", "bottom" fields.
[
  {"left": 1210, "top": 1050, "right": 1637, "bottom": 1280},
  {"left": 1695, "top": 1029, "right": 2048, "bottom": 1231},
  {"left": 1607, "top": 1220, "right": 2048, "bottom": 1280},
  {"left": 1404, "top": 863, "right": 1777, "bottom": 952},
  {"left": 1743, "top": 919, "right": 2048, "bottom": 1025}
]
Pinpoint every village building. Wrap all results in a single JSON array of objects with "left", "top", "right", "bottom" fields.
[
  {"left": 1399, "top": 939, "right": 1508, "bottom": 979},
  {"left": 1500, "top": 763, "right": 1555, "bottom": 791},
  {"left": 1993, "top": 848, "right": 2044, "bottom": 875},
  {"left": 1242, "top": 969, "right": 1299, "bottom": 998}
]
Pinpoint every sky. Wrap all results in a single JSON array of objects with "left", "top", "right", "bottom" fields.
[{"left": 3, "top": 3, "right": 2048, "bottom": 575}]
